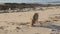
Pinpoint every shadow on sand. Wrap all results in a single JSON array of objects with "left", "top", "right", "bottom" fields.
[{"left": 33, "top": 24, "right": 60, "bottom": 30}]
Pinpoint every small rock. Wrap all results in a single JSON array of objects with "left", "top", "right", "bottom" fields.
[
  {"left": 0, "top": 26, "right": 4, "bottom": 30},
  {"left": 16, "top": 27, "right": 21, "bottom": 30},
  {"left": 35, "top": 33, "right": 39, "bottom": 34}
]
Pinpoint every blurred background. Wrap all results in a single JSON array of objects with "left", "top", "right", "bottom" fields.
[{"left": 0, "top": 0, "right": 60, "bottom": 4}]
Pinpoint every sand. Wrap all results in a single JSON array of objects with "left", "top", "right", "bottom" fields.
[{"left": 0, "top": 7, "right": 60, "bottom": 34}]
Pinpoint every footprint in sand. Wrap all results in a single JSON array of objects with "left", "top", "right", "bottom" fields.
[{"left": 50, "top": 29, "right": 60, "bottom": 34}]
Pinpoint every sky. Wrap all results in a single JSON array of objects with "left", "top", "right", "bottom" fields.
[{"left": 0, "top": 0, "right": 60, "bottom": 3}]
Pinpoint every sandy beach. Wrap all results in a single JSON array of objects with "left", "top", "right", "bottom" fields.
[{"left": 0, "top": 6, "right": 60, "bottom": 34}]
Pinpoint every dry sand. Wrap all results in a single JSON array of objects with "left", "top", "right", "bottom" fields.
[{"left": 0, "top": 7, "right": 60, "bottom": 34}]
